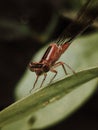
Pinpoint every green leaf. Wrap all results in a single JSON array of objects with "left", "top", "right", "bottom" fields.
[{"left": 0, "top": 67, "right": 98, "bottom": 129}]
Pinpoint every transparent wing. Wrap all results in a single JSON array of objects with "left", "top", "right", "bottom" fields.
[{"left": 56, "top": 0, "right": 98, "bottom": 44}]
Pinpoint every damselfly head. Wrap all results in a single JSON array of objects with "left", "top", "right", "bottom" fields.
[
  {"left": 29, "top": 62, "right": 50, "bottom": 76},
  {"left": 29, "top": 62, "right": 42, "bottom": 74}
]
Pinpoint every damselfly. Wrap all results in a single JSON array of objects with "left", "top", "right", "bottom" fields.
[{"left": 29, "top": 0, "right": 98, "bottom": 91}]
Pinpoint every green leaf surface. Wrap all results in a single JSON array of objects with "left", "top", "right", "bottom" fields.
[{"left": 0, "top": 67, "right": 98, "bottom": 129}]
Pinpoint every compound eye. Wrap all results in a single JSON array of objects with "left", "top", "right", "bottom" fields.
[{"left": 43, "top": 64, "right": 49, "bottom": 72}]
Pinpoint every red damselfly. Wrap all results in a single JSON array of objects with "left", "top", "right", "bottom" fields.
[{"left": 29, "top": 0, "right": 98, "bottom": 91}]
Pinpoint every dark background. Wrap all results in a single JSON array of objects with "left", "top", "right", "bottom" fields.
[{"left": 0, "top": 0, "right": 98, "bottom": 129}]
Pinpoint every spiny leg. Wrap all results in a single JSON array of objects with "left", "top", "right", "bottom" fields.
[
  {"left": 30, "top": 75, "right": 39, "bottom": 93},
  {"left": 61, "top": 62, "right": 68, "bottom": 75},
  {"left": 53, "top": 61, "right": 75, "bottom": 75},
  {"left": 40, "top": 73, "right": 47, "bottom": 88},
  {"left": 53, "top": 62, "right": 68, "bottom": 75},
  {"left": 64, "top": 62, "right": 75, "bottom": 74},
  {"left": 49, "top": 69, "right": 57, "bottom": 84}
]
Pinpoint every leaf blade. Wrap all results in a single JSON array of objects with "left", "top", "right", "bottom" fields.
[{"left": 0, "top": 67, "right": 98, "bottom": 128}]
